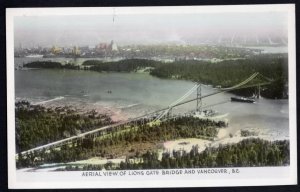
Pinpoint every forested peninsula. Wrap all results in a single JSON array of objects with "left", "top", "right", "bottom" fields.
[
  {"left": 15, "top": 101, "right": 113, "bottom": 152},
  {"left": 23, "top": 54, "right": 288, "bottom": 99},
  {"left": 16, "top": 102, "right": 289, "bottom": 169}
]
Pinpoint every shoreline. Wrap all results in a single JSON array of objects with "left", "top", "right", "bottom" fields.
[
  {"left": 162, "top": 126, "right": 289, "bottom": 156},
  {"left": 15, "top": 97, "right": 289, "bottom": 150},
  {"left": 19, "top": 57, "right": 289, "bottom": 100},
  {"left": 16, "top": 97, "right": 128, "bottom": 122}
]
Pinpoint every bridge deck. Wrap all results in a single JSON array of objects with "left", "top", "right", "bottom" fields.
[{"left": 17, "top": 72, "right": 273, "bottom": 156}]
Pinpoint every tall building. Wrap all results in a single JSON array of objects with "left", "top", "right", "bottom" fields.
[
  {"left": 110, "top": 40, "right": 118, "bottom": 51},
  {"left": 72, "top": 46, "right": 81, "bottom": 55}
]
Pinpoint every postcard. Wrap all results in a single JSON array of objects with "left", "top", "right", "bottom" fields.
[{"left": 6, "top": 4, "right": 297, "bottom": 188}]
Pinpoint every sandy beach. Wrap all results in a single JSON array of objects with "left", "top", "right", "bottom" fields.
[
  {"left": 16, "top": 96, "right": 128, "bottom": 122},
  {"left": 162, "top": 126, "right": 289, "bottom": 155}
]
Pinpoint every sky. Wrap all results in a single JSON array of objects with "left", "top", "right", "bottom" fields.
[{"left": 14, "top": 11, "right": 288, "bottom": 47}]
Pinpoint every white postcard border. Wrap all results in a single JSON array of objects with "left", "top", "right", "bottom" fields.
[{"left": 6, "top": 4, "right": 297, "bottom": 189}]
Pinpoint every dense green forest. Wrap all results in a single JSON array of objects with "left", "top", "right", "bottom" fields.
[
  {"left": 16, "top": 114, "right": 225, "bottom": 168},
  {"left": 24, "top": 61, "right": 80, "bottom": 69},
  {"left": 83, "top": 59, "right": 160, "bottom": 72},
  {"left": 144, "top": 138, "right": 289, "bottom": 168},
  {"left": 57, "top": 138, "right": 289, "bottom": 171},
  {"left": 15, "top": 101, "right": 112, "bottom": 152},
  {"left": 150, "top": 54, "right": 288, "bottom": 98}
]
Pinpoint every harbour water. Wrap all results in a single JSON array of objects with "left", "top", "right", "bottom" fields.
[{"left": 14, "top": 58, "right": 289, "bottom": 140}]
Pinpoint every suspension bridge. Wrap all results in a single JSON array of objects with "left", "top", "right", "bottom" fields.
[{"left": 17, "top": 72, "right": 273, "bottom": 156}]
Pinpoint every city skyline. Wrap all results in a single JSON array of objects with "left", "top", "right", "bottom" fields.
[{"left": 14, "top": 11, "right": 288, "bottom": 48}]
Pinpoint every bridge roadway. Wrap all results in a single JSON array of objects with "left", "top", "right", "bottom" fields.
[
  {"left": 18, "top": 90, "right": 227, "bottom": 156},
  {"left": 17, "top": 73, "right": 272, "bottom": 156}
]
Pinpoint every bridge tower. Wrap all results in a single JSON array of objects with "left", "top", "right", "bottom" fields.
[
  {"left": 167, "top": 107, "right": 172, "bottom": 119},
  {"left": 196, "top": 84, "right": 202, "bottom": 113},
  {"left": 257, "top": 84, "right": 261, "bottom": 99}
]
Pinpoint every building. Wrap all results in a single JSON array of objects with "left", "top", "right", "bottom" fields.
[
  {"left": 110, "top": 40, "right": 118, "bottom": 51},
  {"left": 51, "top": 46, "right": 62, "bottom": 54},
  {"left": 72, "top": 46, "right": 81, "bottom": 56}
]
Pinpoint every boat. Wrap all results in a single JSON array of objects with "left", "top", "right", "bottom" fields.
[{"left": 231, "top": 96, "right": 255, "bottom": 103}]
